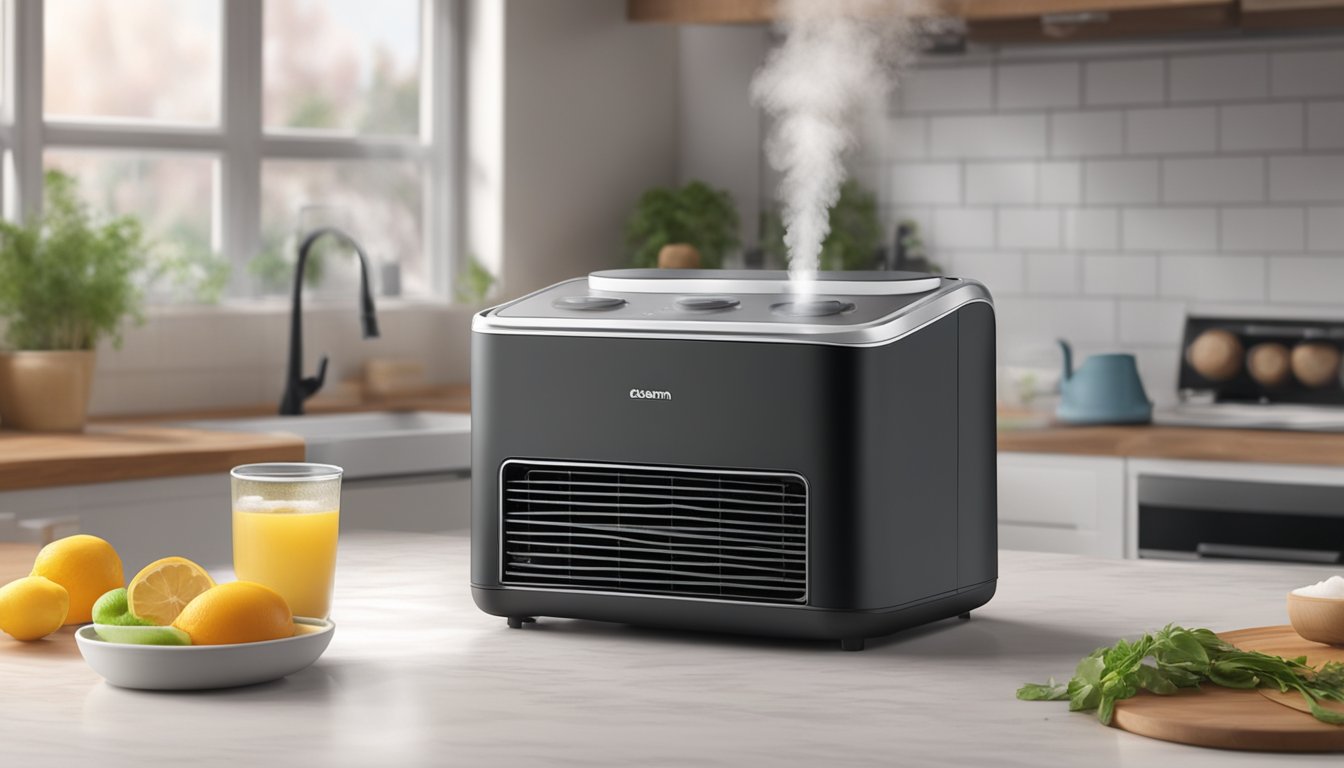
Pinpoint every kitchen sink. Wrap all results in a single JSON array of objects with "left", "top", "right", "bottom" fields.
[{"left": 175, "top": 411, "right": 471, "bottom": 480}]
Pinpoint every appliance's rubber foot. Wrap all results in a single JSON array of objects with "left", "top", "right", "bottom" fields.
[
  {"left": 958, "top": 611, "right": 971, "bottom": 620},
  {"left": 506, "top": 616, "right": 537, "bottom": 629},
  {"left": 840, "top": 637, "right": 866, "bottom": 652}
]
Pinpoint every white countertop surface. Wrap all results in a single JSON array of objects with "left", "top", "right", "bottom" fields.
[{"left": 4, "top": 531, "right": 1343, "bottom": 767}]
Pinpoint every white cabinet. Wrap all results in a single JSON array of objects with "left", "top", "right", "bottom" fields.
[
  {"left": 0, "top": 471, "right": 473, "bottom": 573},
  {"left": 998, "top": 452, "right": 1126, "bottom": 557},
  {"left": 342, "top": 472, "right": 471, "bottom": 533},
  {"left": 0, "top": 475, "right": 227, "bottom": 569}
]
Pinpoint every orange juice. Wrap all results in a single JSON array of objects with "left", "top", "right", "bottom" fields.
[{"left": 232, "top": 506, "right": 339, "bottom": 619}]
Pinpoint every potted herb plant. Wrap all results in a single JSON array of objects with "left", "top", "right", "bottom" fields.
[
  {"left": 0, "top": 171, "right": 146, "bottom": 431},
  {"left": 626, "top": 181, "right": 740, "bottom": 269}
]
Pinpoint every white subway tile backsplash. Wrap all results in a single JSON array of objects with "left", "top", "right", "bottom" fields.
[
  {"left": 1220, "top": 207, "right": 1305, "bottom": 252},
  {"left": 998, "top": 298, "right": 1116, "bottom": 345},
  {"left": 997, "top": 62, "right": 1080, "bottom": 110},
  {"left": 934, "top": 208, "right": 995, "bottom": 249},
  {"left": 1220, "top": 103, "right": 1304, "bottom": 151},
  {"left": 1133, "top": 347, "right": 1181, "bottom": 407},
  {"left": 929, "top": 114, "right": 1048, "bottom": 159},
  {"left": 1159, "top": 254, "right": 1266, "bottom": 301},
  {"left": 1026, "top": 252, "right": 1079, "bottom": 294},
  {"left": 999, "top": 209, "right": 1061, "bottom": 249},
  {"left": 1126, "top": 108, "right": 1218, "bottom": 155},
  {"left": 1269, "top": 256, "right": 1344, "bottom": 304},
  {"left": 1085, "top": 160, "right": 1159, "bottom": 204},
  {"left": 1064, "top": 209, "right": 1120, "bottom": 251},
  {"left": 1050, "top": 111, "right": 1124, "bottom": 157},
  {"left": 1123, "top": 208, "right": 1218, "bottom": 251},
  {"left": 1083, "top": 254, "right": 1157, "bottom": 296},
  {"left": 1170, "top": 53, "right": 1268, "bottom": 103},
  {"left": 1307, "top": 207, "right": 1344, "bottom": 253},
  {"left": 1271, "top": 49, "right": 1344, "bottom": 98},
  {"left": 899, "top": 66, "right": 993, "bottom": 113},
  {"left": 1085, "top": 59, "right": 1165, "bottom": 106},
  {"left": 861, "top": 40, "right": 1344, "bottom": 371},
  {"left": 1119, "top": 300, "right": 1188, "bottom": 345},
  {"left": 948, "top": 251, "right": 1025, "bottom": 294},
  {"left": 1307, "top": 102, "right": 1344, "bottom": 150},
  {"left": 1270, "top": 156, "right": 1344, "bottom": 202},
  {"left": 966, "top": 162, "right": 1037, "bottom": 204},
  {"left": 1162, "top": 157, "right": 1264, "bottom": 203},
  {"left": 888, "top": 162, "right": 962, "bottom": 204},
  {"left": 889, "top": 117, "right": 929, "bottom": 159},
  {"left": 1039, "top": 162, "right": 1082, "bottom": 205}
]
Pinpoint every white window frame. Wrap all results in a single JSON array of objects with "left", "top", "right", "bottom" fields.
[{"left": 1, "top": 0, "right": 458, "bottom": 303}]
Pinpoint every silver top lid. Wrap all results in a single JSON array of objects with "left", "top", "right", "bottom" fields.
[{"left": 473, "top": 269, "right": 992, "bottom": 347}]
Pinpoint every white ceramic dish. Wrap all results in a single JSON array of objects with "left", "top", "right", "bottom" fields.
[{"left": 75, "top": 617, "right": 334, "bottom": 691}]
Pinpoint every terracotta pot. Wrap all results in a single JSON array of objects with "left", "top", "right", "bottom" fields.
[
  {"left": 0, "top": 350, "right": 97, "bottom": 432},
  {"left": 657, "top": 243, "right": 701, "bottom": 269}
]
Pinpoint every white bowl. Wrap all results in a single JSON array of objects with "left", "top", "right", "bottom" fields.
[{"left": 75, "top": 617, "right": 334, "bottom": 691}]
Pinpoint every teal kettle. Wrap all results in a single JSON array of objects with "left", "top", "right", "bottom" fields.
[{"left": 1056, "top": 340, "right": 1152, "bottom": 425}]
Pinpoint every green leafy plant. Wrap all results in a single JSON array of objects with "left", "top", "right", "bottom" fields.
[
  {"left": 1018, "top": 624, "right": 1344, "bottom": 726},
  {"left": 453, "top": 254, "right": 497, "bottom": 304},
  {"left": 0, "top": 170, "right": 146, "bottom": 350},
  {"left": 761, "top": 179, "right": 881, "bottom": 271},
  {"left": 249, "top": 232, "right": 346, "bottom": 294},
  {"left": 626, "top": 181, "right": 740, "bottom": 268},
  {"left": 146, "top": 236, "right": 232, "bottom": 305}
]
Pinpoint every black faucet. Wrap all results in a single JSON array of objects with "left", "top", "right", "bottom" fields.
[{"left": 278, "top": 227, "right": 380, "bottom": 416}]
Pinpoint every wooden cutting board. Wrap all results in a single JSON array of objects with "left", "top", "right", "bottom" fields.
[{"left": 1111, "top": 625, "right": 1344, "bottom": 752}]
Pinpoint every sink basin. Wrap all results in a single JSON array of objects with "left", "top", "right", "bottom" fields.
[{"left": 175, "top": 411, "right": 471, "bottom": 480}]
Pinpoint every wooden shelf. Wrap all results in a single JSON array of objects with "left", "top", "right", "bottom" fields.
[
  {"left": 627, "top": 0, "right": 777, "bottom": 24},
  {"left": 627, "top": 0, "right": 1344, "bottom": 42},
  {"left": 960, "top": 0, "right": 1230, "bottom": 21}
]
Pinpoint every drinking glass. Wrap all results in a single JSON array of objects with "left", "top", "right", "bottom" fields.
[{"left": 230, "top": 463, "right": 343, "bottom": 619}]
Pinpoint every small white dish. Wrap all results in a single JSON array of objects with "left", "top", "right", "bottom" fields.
[{"left": 75, "top": 617, "right": 334, "bottom": 691}]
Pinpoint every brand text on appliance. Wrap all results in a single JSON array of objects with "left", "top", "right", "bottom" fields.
[{"left": 629, "top": 388, "right": 672, "bottom": 401}]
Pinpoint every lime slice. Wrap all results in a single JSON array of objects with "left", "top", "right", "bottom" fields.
[
  {"left": 92, "top": 588, "right": 154, "bottom": 627},
  {"left": 93, "top": 624, "right": 192, "bottom": 646}
]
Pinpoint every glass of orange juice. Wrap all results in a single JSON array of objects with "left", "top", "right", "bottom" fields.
[{"left": 230, "top": 463, "right": 342, "bottom": 619}]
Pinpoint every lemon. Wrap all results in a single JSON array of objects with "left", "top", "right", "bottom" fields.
[
  {"left": 173, "top": 581, "right": 294, "bottom": 646},
  {"left": 31, "top": 535, "right": 124, "bottom": 624},
  {"left": 92, "top": 588, "right": 154, "bottom": 627},
  {"left": 126, "top": 556, "right": 215, "bottom": 626},
  {"left": 0, "top": 576, "right": 70, "bottom": 641}
]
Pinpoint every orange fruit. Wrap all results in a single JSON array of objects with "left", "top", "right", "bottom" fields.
[
  {"left": 30, "top": 535, "right": 123, "bottom": 624},
  {"left": 126, "top": 556, "right": 216, "bottom": 626},
  {"left": 172, "top": 581, "right": 294, "bottom": 646}
]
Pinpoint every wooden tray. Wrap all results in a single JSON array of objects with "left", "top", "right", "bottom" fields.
[{"left": 1111, "top": 625, "right": 1344, "bottom": 752}]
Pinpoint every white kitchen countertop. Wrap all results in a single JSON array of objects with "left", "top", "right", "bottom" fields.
[{"left": 4, "top": 532, "right": 1343, "bottom": 767}]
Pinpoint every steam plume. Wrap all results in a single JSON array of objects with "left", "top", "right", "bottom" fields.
[{"left": 751, "top": 0, "right": 923, "bottom": 291}]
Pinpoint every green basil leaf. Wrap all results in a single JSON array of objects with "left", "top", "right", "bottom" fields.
[
  {"left": 1017, "top": 680, "right": 1068, "bottom": 701},
  {"left": 1136, "top": 664, "right": 1178, "bottom": 695}
]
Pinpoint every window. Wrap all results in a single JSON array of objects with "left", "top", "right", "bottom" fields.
[{"left": 2, "top": 0, "right": 455, "bottom": 304}]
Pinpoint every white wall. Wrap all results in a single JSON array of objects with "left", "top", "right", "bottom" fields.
[
  {"left": 678, "top": 25, "right": 771, "bottom": 251},
  {"left": 497, "top": 0, "right": 680, "bottom": 297},
  {"left": 866, "top": 36, "right": 1344, "bottom": 406},
  {"left": 89, "top": 0, "right": 681, "bottom": 417}
]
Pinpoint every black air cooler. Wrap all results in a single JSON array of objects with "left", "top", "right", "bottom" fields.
[{"left": 470, "top": 269, "right": 997, "bottom": 650}]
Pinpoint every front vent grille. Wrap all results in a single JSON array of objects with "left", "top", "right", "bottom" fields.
[{"left": 501, "top": 461, "right": 807, "bottom": 604}]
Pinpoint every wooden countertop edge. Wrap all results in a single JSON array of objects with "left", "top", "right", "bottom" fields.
[
  {"left": 0, "top": 385, "right": 468, "bottom": 493},
  {"left": 999, "top": 424, "right": 1344, "bottom": 466},
  {"left": 0, "top": 427, "right": 306, "bottom": 492}
]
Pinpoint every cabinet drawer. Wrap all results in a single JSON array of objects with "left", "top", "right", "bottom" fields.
[{"left": 999, "top": 453, "right": 1124, "bottom": 529}]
